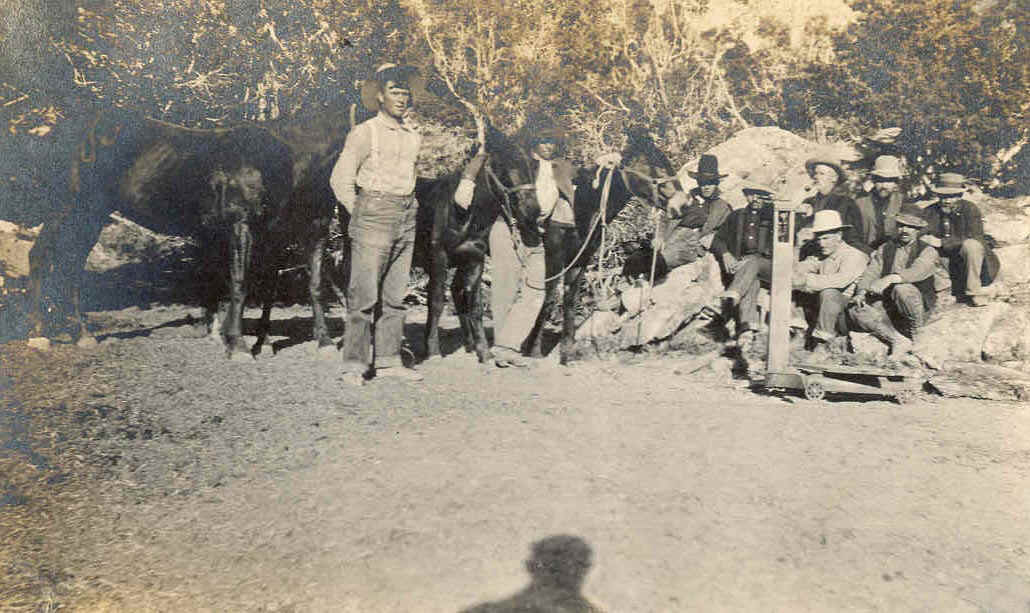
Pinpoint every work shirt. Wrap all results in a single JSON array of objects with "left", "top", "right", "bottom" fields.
[
  {"left": 739, "top": 207, "right": 764, "bottom": 255},
  {"left": 795, "top": 242, "right": 868, "bottom": 295},
  {"left": 857, "top": 238, "right": 938, "bottom": 291},
  {"left": 330, "top": 112, "right": 421, "bottom": 212}
]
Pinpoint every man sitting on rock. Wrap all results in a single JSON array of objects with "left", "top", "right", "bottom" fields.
[
  {"left": 921, "top": 172, "right": 1000, "bottom": 307},
  {"left": 793, "top": 210, "right": 869, "bottom": 358},
  {"left": 799, "top": 156, "right": 869, "bottom": 255},
  {"left": 854, "top": 155, "right": 904, "bottom": 248},
  {"left": 847, "top": 205, "right": 938, "bottom": 356},
  {"left": 711, "top": 181, "right": 778, "bottom": 345},
  {"left": 640, "top": 154, "right": 731, "bottom": 277}
]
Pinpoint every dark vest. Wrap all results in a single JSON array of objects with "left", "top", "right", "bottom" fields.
[{"left": 882, "top": 238, "right": 936, "bottom": 311}]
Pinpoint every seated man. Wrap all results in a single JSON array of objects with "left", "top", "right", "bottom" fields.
[
  {"left": 854, "top": 155, "right": 904, "bottom": 248},
  {"left": 847, "top": 205, "right": 938, "bottom": 356},
  {"left": 921, "top": 172, "right": 1000, "bottom": 307},
  {"left": 711, "top": 181, "right": 777, "bottom": 344},
  {"left": 793, "top": 210, "right": 869, "bottom": 357},
  {"left": 799, "top": 156, "right": 869, "bottom": 255},
  {"left": 624, "top": 153, "right": 731, "bottom": 280}
]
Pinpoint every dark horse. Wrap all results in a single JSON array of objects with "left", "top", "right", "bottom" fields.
[
  {"left": 26, "top": 108, "right": 297, "bottom": 358},
  {"left": 497, "top": 126, "right": 687, "bottom": 365},
  {"left": 26, "top": 101, "right": 519, "bottom": 363}
]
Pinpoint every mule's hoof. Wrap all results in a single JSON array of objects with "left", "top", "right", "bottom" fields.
[
  {"left": 228, "top": 349, "right": 254, "bottom": 362},
  {"left": 76, "top": 336, "right": 99, "bottom": 350},
  {"left": 27, "top": 337, "right": 51, "bottom": 351}
]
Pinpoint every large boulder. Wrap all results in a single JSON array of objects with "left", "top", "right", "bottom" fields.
[
  {"left": 981, "top": 195, "right": 1030, "bottom": 246},
  {"left": 913, "top": 301, "right": 1010, "bottom": 367},
  {"left": 616, "top": 253, "right": 723, "bottom": 348},
  {"left": 995, "top": 245, "right": 1030, "bottom": 286},
  {"left": 676, "top": 127, "right": 861, "bottom": 209},
  {"left": 982, "top": 308, "right": 1030, "bottom": 364}
]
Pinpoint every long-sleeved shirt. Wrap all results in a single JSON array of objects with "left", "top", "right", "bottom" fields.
[
  {"left": 795, "top": 241, "right": 868, "bottom": 295},
  {"left": 857, "top": 238, "right": 938, "bottom": 291},
  {"left": 329, "top": 112, "right": 421, "bottom": 212}
]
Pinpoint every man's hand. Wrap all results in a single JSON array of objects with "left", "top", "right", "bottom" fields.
[
  {"left": 792, "top": 271, "right": 808, "bottom": 289},
  {"left": 869, "top": 274, "right": 901, "bottom": 295},
  {"left": 595, "top": 152, "right": 622, "bottom": 169},
  {"left": 722, "top": 253, "right": 739, "bottom": 274},
  {"left": 920, "top": 234, "right": 942, "bottom": 248},
  {"left": 851, "top": 289, "right": 868, "bottom": 307},
  {"left": 699, "top": 233, "right": 715, "bottom": 250}
]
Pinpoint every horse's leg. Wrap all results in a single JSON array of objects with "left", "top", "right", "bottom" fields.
[
  {"left": 26, "top": 221, "right": 60, "bottom": 340},
  {"left": 424, "top": 245, "right": 449, "bottom": 359},
  {"left": 464, "top": 259, "right": 492, "bottom": 362},
  {"left": 224, "top": 220, "right": 253, "bottom": 359},
  {"left": 250, "top": 244, "right": 277, "bottom": 358},
  {"left": 451, "top": 266, "right": 475, "bottom": 354},
  {"left": 561, "top": 266, "right": 586, "bottom": 366},
  {"left": 527, "top": 227, "right": 566, "bottom": 358},
  {"left": 308, "top": 235, "right": 334, "bottom": 350}
]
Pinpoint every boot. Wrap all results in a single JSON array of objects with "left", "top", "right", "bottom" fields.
[{"left": 864, "top": 318, "right": 912, "bottom": 357}]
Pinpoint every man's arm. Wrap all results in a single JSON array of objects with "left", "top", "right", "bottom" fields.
[
  {"left": 896, "top": 244, "right": 939, "bottom": 283},
  {"left": 803, "top": 248, "right": 868, "bottom": 292},
  {"left": 329, "top": 123, "right": 371, "bottom": 214},
  {"left": 856, "top": 248, "right": 884, "bottom": 292}
]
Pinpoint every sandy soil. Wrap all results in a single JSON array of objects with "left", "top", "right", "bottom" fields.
[{"left": 1, "top": 303, "right": 1029, "bottom": 612}]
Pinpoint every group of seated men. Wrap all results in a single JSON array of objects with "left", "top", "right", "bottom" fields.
[{"left": 658, "top": 153, "right": 1001, "bottom": 358}]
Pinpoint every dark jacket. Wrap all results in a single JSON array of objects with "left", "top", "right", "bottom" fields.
[
  {"left": 711, "top": 203, "right": 775, "bottom": 262},
  {"left": 799, "top": 186, "right": 869, "bottom": 257},
  {"left": 881, "top": 238, "right": 937, "bottom": 312},
  {"left": 923, "top": 198, "right": 1000, "bottom": 287},
  {"left": 854, "top": 190, "right": 903, "bottom": 248}
]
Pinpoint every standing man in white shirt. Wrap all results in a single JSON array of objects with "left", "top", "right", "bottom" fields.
[{"left": 330, "top": 64, "right": 423, "bottom": 384}]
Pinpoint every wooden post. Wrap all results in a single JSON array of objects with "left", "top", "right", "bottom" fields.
[{"left": 765, "top": 202, "right": 800, "bottom": 387}]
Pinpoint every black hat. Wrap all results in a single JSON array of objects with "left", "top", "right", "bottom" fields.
[{"left": 687, "top": 154, "right": 728, "bottom": 181}]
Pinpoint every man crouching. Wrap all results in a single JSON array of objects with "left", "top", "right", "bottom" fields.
[
  {"left": 847, "top": 205, "right": 938, "bottom": 356},
  {"left": 793, "top": 210, "right": 869, "bottom": 359}
]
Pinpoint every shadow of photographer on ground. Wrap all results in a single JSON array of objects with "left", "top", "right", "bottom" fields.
[{"left": 459, "top": 534, "right": 605, "bottom": 613}]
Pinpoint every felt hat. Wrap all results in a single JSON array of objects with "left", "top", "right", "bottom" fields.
[
  {"left": 804, "top": 156, "right": 845, "bottom": 180},
  {"left": 687, "top": 154, "right": 728, "bottom": 181},
  {"left": 741, "top": 180, "right": 780, "bottom": 198},
  {"left": 360, "top": 63, "right": 425, "bottom": 112},
  {"left": 931, "top": 172, "right": 966, "bottom": 195},
  {"left": 810, "top": 210, "right": 851, "bottom": 234},
  {"left": 894, "top": 204, "right": 928, "bottom": 229},
  {"left": 870, "top": 155, "right": 902, "bottom": 179}
]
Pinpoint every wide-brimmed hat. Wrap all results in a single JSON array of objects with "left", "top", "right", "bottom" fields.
[
  {"left": 932, "top": 172, "right": 966, "bottom": 195},
  {"left": 810, "top": 210, "right": 851, "bottom": 234},
  {"left": 741, "top": 180, "right": 784, "bottom": 199},
  {"left": 687, "top": 154, "right": 728, "bottom": 181},
  {"left": 894, "top": 204, "right": 928, "bottom": 229},
  {"left": 870, "top": 155, "right": 902, "bottom": 179},
  {"left": 804, "top": 157, "right": 845, "bottom": 181},
  {"left": 360, "top": 63, "right": 425, "bottom": 112}
]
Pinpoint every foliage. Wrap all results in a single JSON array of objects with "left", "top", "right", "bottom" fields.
[{"left": 801, "top": 0, "right": 1029, "bottom": 189}]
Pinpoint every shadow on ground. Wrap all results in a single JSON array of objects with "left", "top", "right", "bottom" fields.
[{"left": 458, "top": 534, "right": 605, "bottom": 613}]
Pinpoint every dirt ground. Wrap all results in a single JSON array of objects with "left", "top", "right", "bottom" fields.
[{"left": 1, "top": 303, "right": 1029, "bottom": 612}]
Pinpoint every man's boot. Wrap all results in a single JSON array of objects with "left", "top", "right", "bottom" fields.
[{"left": 865, "top": 318, "right": 912, "bottom": 356}]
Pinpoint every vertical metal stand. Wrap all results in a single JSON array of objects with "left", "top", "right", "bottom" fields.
[{"left": 765, "top": 202, "right": 801, "bottom": 388}]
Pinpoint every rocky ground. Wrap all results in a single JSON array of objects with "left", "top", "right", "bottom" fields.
[{"left": 2, "top": 302, "right": 1029, "bottom": 612}]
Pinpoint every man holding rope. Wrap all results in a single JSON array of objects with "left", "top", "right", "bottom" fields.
[{"left": 489, "top": 123, "right": 572, "bottom": 367}]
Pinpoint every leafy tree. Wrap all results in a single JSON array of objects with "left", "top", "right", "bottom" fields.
[{"left": 802, "top": 0, "right": 1029, "bottom": 188}]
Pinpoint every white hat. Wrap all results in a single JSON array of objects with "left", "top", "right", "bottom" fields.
[
  {"left": 871, "top": 155, "right": 902, "bottom": 179},
  {"left": 810, "top": 210, "right": 851, "bottom": 234}
]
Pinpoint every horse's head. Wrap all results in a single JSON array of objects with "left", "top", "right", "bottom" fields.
[
  {"left": 208, "top": 164, "right": 267, "bottom": 224},
  {"left": 616, "top": 126, "right": 688, "bottom": 214},
  {"left": 479, "top": 124, "right": 542, "bottom": 241}
]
